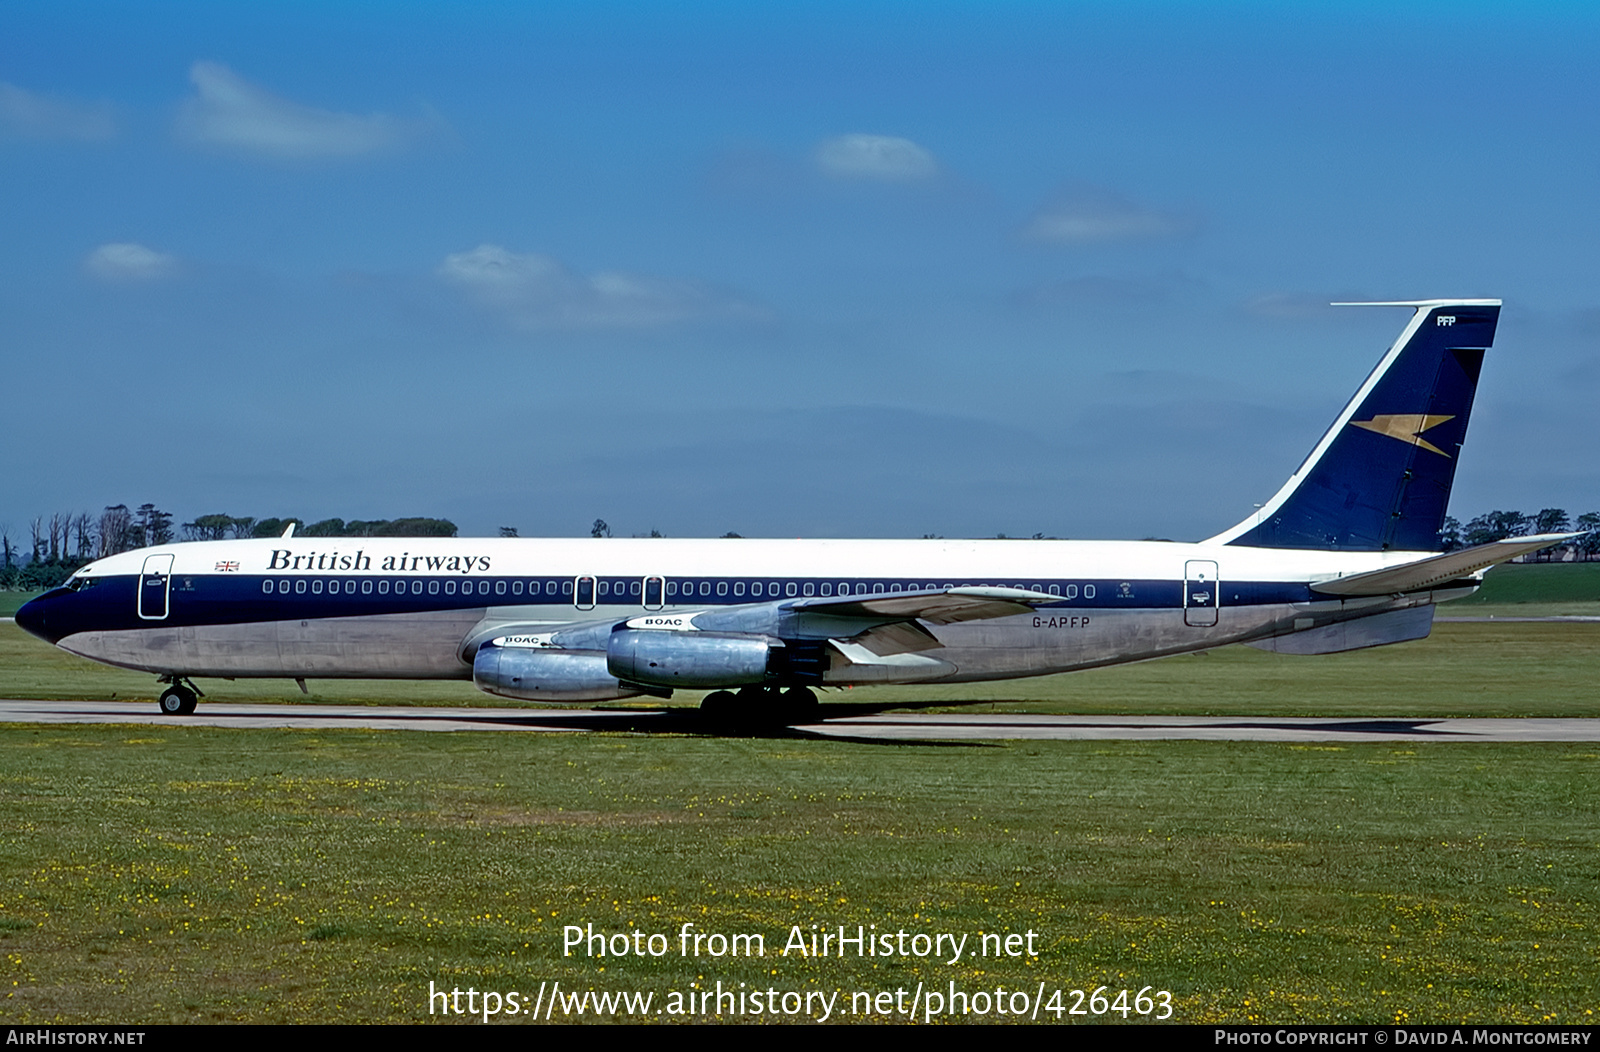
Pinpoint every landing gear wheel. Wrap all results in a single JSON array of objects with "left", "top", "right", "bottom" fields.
[
  {"left": 158, "top": 686, "right": 198, "bottom": 716},
  {"left": 700, "top": 690, "right": 737, "bottom": 717},
  {"left": 781, "top": 687, "right": 820, "bottom": 722}
]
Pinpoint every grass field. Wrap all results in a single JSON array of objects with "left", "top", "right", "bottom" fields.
[{"left": 0, "top": 728, "right": 1595, "bottom": 1025}]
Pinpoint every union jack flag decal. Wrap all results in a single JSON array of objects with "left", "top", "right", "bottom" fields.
[{"left": 215, "top": 561, "right": 240, "bottom": 572}]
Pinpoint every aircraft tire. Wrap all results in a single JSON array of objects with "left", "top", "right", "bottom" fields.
[
  {"left": 700, "top": 690, "right": 737, "bottom": 717},
  {"left": 782, "top": 687, "right": 820, "bottom": 722},
  {"left": 158, "top": 686, "right": 197, "bottom": 716}
]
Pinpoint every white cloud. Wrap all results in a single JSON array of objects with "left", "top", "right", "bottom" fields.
[
  {"left": 0, "top": 82, "right": 114, "bottom": 140},
  {"left": 437, "top": 245, "right": 763, "bottom": 329},
  {"left": 83, "top": 243, "right": 178, "bottom": 282},
  {"left": 176, "top": 61, "right": 426, "bottom": 159},
  {"left": 815, "top": 134, "right": 938, "bottom": 182},
  {"left": 1021, "top": 185, "right": 1194, "bottom": 244}
]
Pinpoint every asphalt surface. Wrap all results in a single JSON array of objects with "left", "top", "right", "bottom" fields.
[{"left": 3, "top": 699, "right": 1598, "bottom": 742}]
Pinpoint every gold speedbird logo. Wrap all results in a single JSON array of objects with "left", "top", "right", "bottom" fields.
[{"left": 1349, "top": 414, "right": 1456, "bottom": 457}]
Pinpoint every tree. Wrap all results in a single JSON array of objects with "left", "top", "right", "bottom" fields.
[
  {"left": 498, "top": 526, "right": 519, "bottom": 537},
  {"left": 183, "top": 514, "right": 237, "bottom": 541},
  {"left": 73, "top": 514, "right": 95, "bottom": 559},
  {"left": 1577, "top": 513, "right": 1600, "bottom": 561},
  {"left": 1438, "top": 515, "right": 1463, "bottom": 552},
  {"left": 1463, "top": 510, "right": 1528, "bottom": 547},
  {"left": 134, "top": 504, "right": 173, "bottom": 546},
  {"left": 252, "top": 517, "right": 302, "bottom": 538},
  {"left": 301, "top": 518, "right": 347, "bottom": 537},
  {"left": 590, "top": 519, "right": 611, "bottom": 538},
  {"left": 98, "top": 505, "right": 134, "bottom": 557},
  {"left": 1533, "top": 508, "right": 1570, "bottom": 533}
]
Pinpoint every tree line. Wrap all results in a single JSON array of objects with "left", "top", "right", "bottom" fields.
[
  {"left": 0, "top": 505, "right": 457, "bottom": 591},
  {"left": 1440, "top": 509, "right": 1600, "bottom": 561}
]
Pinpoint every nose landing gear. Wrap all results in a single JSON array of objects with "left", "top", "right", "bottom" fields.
[{"left": 156, "top": 676, "right": 203, "bottom": 716}]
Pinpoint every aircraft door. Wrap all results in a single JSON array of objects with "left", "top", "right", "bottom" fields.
[
  {"left": 1184, "top": 560, "right": 1219, "bottom": 627},
  {"left": 138, "top": 554, "right": 174, "bottom": 620},
  {"left": 643, "top": 576, "right": 664, "bottom": 611},
  {"left": 574, "top": 575, "right": 596, "bottom": 611}
]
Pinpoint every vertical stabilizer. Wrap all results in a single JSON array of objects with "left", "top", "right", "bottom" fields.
[{"left": 1209, "top": 299, "right": 1500, "bottom": 551}]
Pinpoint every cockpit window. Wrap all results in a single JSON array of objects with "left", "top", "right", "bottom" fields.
[{"left": 64, "top": 576, "right": 100, "bottom": 592}]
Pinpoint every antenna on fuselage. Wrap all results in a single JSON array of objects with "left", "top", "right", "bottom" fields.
[{"left": 281, "top": 522, "right": 296, "bottom": 539}]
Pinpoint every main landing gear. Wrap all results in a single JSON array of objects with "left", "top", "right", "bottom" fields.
[
  {"left": 156, "top": 676, "right": 203, "bottom": 716},
  {"left": 699, "top": 685, "right": 821, "bottom": 725}
]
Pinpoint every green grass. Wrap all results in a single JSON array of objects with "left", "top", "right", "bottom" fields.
[
  {"left": 1447, "top": 562, "right": 1600, "bottom": 618},
  {"left": 0, "top": 592, "right": 42, "bottom": 618},
  {"left": 0, "top": 728, "right": 1594, "bottom": 1024}
]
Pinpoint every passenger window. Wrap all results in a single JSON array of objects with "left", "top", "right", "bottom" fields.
[
  {"left": 821, "top": 583, "right": 831, "bottom": 596},
  {"left": 295, "top": 580, "right": 307, "bottom": 594},
  {"left": 413, "top": 581, "right": 423, "bottom": 595},
  {"left": 362, "top": 580, "right": 372, "bottom": 594},
  {"left": 378, "top": 580, "right": 389, "bottom": 594},
  {"left": 717, "top": 581, "right": 727, "bottom": 596},
  {"left": 345, "top": 580, "right": 355, "bottom": 594},
  {"left": 262, "top": 581, "right": 273, "bottom": 594},
  {"left": 1085, "top": 585, "right": 1096, "bottom": 599},
  {"left": 699, "top": 581, "right": 711, "bottom": 596},
  {"left": 803, "top": 583, "right": 814, "bottom": 596},
  {"left": 312, "top": 580, "right": 323, "bottom": 594},
  {"left": 751, "top": 582, "right": 762, "bottom": 597},
  {"left": 513, "top": 581, "right": 524, "bottom": 595},
  {"left": 446, "top": 580, "right": 457, "bottom": 595},
  {"left": 786, "top": 582, "right": 797, "bottom": 597},
  {"left": 562, "top": 580, "right": 573, "bottom": 595},
  {"left": 428, "top": 580, "right": 439, "bottom": 595},
  {"left": 769, "top": 581, "right": 779, "bottom": 594},
  {"left": 496, "top": 581, "right": 506, "bottom": 595},
  {"left": 1049, "top": 584, "right": 1060, "bottom": 595},
  {"left": 734, "top": 582, "right": 745, "bottom": 596}
]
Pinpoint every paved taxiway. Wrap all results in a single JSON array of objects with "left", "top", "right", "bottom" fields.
[{"left": 3, "top": 699, "right": 1598, "bottom": 742}]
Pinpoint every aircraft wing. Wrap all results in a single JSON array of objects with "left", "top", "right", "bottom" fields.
[
  {"left": 785, "top": 586, "right": 1060, "bottom": 624},
  {"left": 1308, "top": 533, "right": 1581, "bottom": 597}
]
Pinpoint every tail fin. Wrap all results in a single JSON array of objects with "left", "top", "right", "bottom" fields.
[{"left": 1209, "top": 299, "right": 1500, "bottom": 552}]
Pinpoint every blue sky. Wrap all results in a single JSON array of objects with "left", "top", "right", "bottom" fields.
[{"left": 4, "top": 1, "right": 1597, "bottom": 540}]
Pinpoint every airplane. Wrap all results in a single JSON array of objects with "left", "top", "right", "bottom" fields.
[{"left": 14, "top": 298, "right": 1575, "bottom": 722}]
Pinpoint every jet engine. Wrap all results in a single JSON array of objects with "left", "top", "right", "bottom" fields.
[
  {"left": 605, "top": 629, "right": 776, "bottom": 689},
  {"left": 472, "top": 642, "right": 641, "bottom": 702}
]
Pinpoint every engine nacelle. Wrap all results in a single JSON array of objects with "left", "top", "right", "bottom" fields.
[
  {"left": 606, "top": 630, "right": 774, "bottom": 689},
  {"left": 473, "top": 643, "right": 641, "bottom": 702}
]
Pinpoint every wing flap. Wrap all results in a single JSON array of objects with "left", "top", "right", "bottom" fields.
[
  {"left": 1309, "top": 533, "right": 1580, "bottom": 596},
  {"left": 788, "top": 586, "right": 1059, "bottom": 624}
]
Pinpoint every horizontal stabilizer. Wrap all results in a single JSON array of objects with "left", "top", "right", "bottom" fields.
[
  {"left": 788, "top": 586, "right": 1058, "bottom": 624},
  {"left": 1309, "top": 533, "right": 1580, "bottom": 596},
  {"left": 1248, "top": 605, "right": 1434, "bottom": 654}
]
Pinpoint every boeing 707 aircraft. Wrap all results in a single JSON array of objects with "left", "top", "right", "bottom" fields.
[{"left": 15, "top": 299, "right": 1572, "bottom": 720}]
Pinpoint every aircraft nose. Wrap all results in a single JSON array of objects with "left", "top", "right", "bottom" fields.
[{"left": 13, "top": 594, "right": 58, "bottom": 643}]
